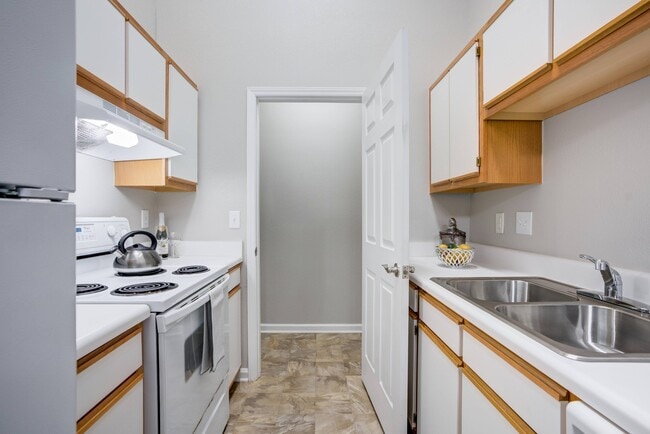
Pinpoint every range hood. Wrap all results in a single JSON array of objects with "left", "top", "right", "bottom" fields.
[{"left": 75, "top": 86, "right": 184, "bottom": 161}]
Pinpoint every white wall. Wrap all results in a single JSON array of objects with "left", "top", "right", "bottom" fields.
[
  {"left": 470, "top": 77, "right": 650, "bottom": 272},
  {"left": 259, "top": 102, "right": 361, "bottom": 325},
  {"left": 71, "top": 153, "right": 158, "bottom": 229},
  {"left": 153, "top": 0, "right": 488, "bottom": 245}
]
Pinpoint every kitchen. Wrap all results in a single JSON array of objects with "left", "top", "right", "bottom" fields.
[{"left": 1, "top": 1, "right": 650, "bottom": 434}]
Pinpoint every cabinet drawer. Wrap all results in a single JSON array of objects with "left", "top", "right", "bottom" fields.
[
  {"left": 78, "top": 370, "right": 143, "bottom": 434},
  {"left": 77, "top": 327, "right": 142, "bottom": 419},
  {"left": 419, "top": 290, "right": 463, "bottom": 355},
  {"left": 462, "top": 323, "right": 568, "bottom": 434},
  {"left": 461, "top": 368, "right": 522, "bottom": 434}
]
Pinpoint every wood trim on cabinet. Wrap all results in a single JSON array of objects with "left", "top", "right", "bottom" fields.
[
  {"left": 125, "top": 97, "right": 166, "bottom": 125},
  {"left": 419, "top": 290, "right": 464, "bottom": 325},
  {"left": 170, "top": 60, "right": 199, "bottom": 90},
  {"left": 462, "top": 364, "right": 535, "bottom": 434},
  {"left": 76, "top": 67, "right": 165, "bottom": 131},
  {"left": 450, "top": 171, "right": 480, "bottom": 183},
  {"left": 408, "top": 308, "right": 418, "bottom": 321},
  {"left": 485, "top": 8, "right": 650, "bottom": 120},
  {"left": 77, "top": 65, "right": 124, "bottom": 101},
  {"left": 228, "top": 284, "right": 241, "bottom": 299},
  {"left": 484, "top": 63, "right": 553, "bottom": 109},
  {"left": 555, "top": 1, "right": 650, "bottom": 65},
  {"left": 228, "top": 263, "right": 242, "bottom": 273},
  {"left": 76, "top": 367, "right": 143, "bottom": 433},
  {"left": 463, "top": 322, "right": 569, "bottom": 401},
  {"left": 419, "top": 320, "right": 463, "bottom": 367},
  {"left": 77, "top": 324, "right": 142, "bottom": 374}
]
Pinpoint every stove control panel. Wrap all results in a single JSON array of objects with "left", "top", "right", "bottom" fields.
[{"left": 76, "top": 217, "right": 131, "bottom": 257}]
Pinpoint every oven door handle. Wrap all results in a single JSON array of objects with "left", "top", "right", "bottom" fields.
[{"left": 156, "top": 274, "right": 230, "bottom": 333}]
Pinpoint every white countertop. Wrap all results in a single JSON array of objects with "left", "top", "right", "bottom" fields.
[
  {"left": 76, "top": 304, "right": 150, "bottom": 359},
  {"left": 410, "top": 247, "right": 650, "bottom": 433}
]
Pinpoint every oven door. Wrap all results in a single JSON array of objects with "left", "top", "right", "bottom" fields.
[{"left": 156, "top": 274, "right": 230, "bottom": 434}]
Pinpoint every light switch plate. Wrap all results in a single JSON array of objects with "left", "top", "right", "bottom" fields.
[
  {"left": 495, "top": 212, "right": 505, "bottom": 234},
  {"left": 141, "top": 209, "right": 149, "bottom": 229},
  {"left": 516, "top": 211, "right": 533, "bottom": 235},
  {"left": 229, "top": 211, "right": 241, "bottom": 229}
]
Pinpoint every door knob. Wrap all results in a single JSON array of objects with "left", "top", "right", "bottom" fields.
[{"left": 382, "top": 263, "right": 400, "bottom": 277}]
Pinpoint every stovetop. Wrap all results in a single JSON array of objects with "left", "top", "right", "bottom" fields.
[{"left": 76, "top": 256, "right": 231, "bottom": 312}]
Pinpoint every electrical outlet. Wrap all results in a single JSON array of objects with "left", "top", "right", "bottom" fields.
[
  {"left": 495, "top": 212, "right": 505, "bottom": 234},
  {"left": 516, "top": 211, "right": 533, "bottom": 235},
  {"left": 229, "top": 211, "right": 240, "bottom": 229},
  {"left": 141, "top": 209, "right": 149, "bottom": 229}
]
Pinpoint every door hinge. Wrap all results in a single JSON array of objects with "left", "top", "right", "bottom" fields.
[
  {"left": 476, "top": 45, "right": 481, "bottom": 57},
  {"left": 401, "top": 265, "right": 415, "bottom": 279},
  {"left": 413, "top": 323, "right": 418, "bottom": 335},
  {"left": 476, "top": 157, "right": 481, "bottom": 167}
]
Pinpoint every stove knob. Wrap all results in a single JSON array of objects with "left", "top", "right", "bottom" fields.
[{"left": 107, "top": 225, "right": 117, "bottom": 237}]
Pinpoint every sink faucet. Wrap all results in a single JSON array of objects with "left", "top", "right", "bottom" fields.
[{"left": 579, "top": 254, "right": 623, "bottom": 300}]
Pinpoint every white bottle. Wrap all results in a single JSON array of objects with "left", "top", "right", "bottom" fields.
[{"left": 156, "top": 212, "right": 169, "bottom": 258}]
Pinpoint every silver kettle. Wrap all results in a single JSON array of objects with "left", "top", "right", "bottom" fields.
[{"left": 113, "top": 230, "right": 163, "bottom": 274}]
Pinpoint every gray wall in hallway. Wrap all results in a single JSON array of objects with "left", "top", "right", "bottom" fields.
[
  {"left": 259, "top": 102, "right": 362, "bottom": 324},
  {"left": 469, "top": 77, "right": 650, "bottom": 272}
]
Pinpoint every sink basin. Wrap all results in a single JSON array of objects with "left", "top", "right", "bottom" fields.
[
  {"left": 439, "top": 278, "right": 578, "bottom": 304},
  {"left": 495, "top": 303, "right": 650, "bottom": 361}
]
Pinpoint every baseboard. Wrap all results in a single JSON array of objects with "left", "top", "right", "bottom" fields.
[
  {"left": 236, "top": 368, "right": 249, "bottom": 383},
  {"left": 261, "top": 323, "right": 362, "bottom": 333}
]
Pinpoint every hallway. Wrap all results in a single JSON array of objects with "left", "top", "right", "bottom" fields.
[{"left": 226, "top": 333, "right": 383, "bottom": 433}]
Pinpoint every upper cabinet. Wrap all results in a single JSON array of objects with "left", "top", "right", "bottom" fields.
[
  {"left": 76, "top": 0, "right": 199, "bottom": 192},
  {"left": 429, "top": 41, "right": 542, "bottom": 194},
  {"left": 484, "top": 0, "right": 650, "bottom": 120},
  {"left": 482, "top": 0, "right": 552, "bottom": 105},
  {"left": 167, "top": 64, "right": 199, "bottom": 184},
  {"left": 430, "top": 0, "right": 650, "bottom": 193},
  {"left": 126, "top": 23, "right": 167, "bottom": 120},
  {"left": 554, "top": 0, "right": 640, "bottom": 59},
  {"left": 429, "top": 43, "right": 479, "bottom": 186},
  {"left": 76, "top": 0, "right": 125, "bottom": 95}
]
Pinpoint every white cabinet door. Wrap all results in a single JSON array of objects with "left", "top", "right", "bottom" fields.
[
  {"left": 461, "top": 373, "right": 517, "bottom": 434},
  {"left": 429, "top": 74, "right": 450, "bottom": 184},
  {"left": 449, "top": 43, "right": 479, "bottom": 179},
  {"left": 227, "top": 289, "right": 241, "bottom": 387},
  {"left": 566, "top": 402, "right": 625, "bottom": 434},
  {"left": 482, "top": 0, "right": 552, "bottom": 104},
  {"left": 76, "top": 0, "right": 125, "bottom": 94},
  {"left": 168, "top": 65, "right": 199, "bottom": 183},
  {"left": 126, "top": 23, "right": 166, "bottom": 118},
  {"left": 86, "top": 379, "right": 143, "bottom": 434},
  {"left": 417, "top": 329, "right": 460, "bottom": 434},
  {"left": 554, "top": 0, "right": 640, "bottom": 59}
]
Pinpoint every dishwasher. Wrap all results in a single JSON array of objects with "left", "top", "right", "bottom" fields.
[{"left": 408, "top": 283, "right": 419, "bottom": 432}]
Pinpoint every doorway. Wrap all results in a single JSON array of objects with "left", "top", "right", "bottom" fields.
[
  {"left": 246, "top": 88, "right": 364, "bottom": 381},
  {"left": 259, "top": 101, "right": 362, "bottom": 331}
]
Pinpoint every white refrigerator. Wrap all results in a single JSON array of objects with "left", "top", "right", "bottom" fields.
[{"left": 0, "top": 1, "right": 77, "bottom": 432}]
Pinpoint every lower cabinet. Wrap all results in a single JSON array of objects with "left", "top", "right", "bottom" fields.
[
  {"left": 412, "top": 281, "right": 578, "bottom": 433},
  {"left": 227, "top": 263, "right": 242, "bottom": 387},
  {"left": 417, "top": 322, "right": 461, "bottom": 433},
  {"left": 76, "top": 325, "right": 144, "bottom": 434},
  {"left": 460, "top": 370, "right": 518, "bottom": 434}
]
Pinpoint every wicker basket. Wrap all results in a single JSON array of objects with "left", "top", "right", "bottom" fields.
[{"left": 436, "top": 247, "right": 474, "bottom": 268}]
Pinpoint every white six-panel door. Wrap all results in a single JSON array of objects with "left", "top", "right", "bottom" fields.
[{"left": 361, "top": 30, "right": 409, "bottom": 434}]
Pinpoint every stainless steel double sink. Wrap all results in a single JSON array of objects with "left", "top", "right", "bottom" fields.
[{"left": 431, "top": 277, "right": 650, "bottom": 362}]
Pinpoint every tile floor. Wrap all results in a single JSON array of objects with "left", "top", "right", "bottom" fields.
[{"left": 226, "top": 333, "right": 384, "bottom": 433}]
